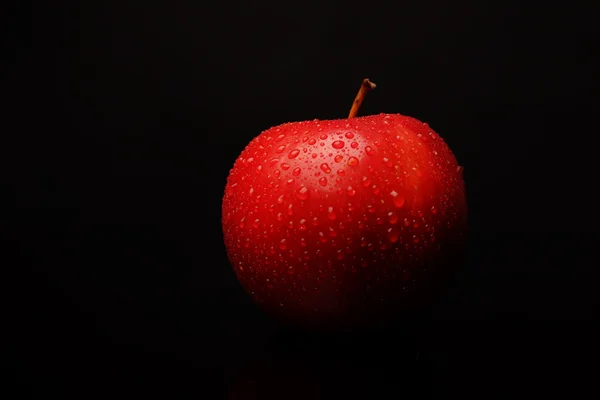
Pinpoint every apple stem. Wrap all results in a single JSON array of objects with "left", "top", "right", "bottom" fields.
[{"left": 348, "top": 78, "right": 376, "bottom": 118}]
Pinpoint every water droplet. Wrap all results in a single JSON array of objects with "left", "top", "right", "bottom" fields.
[
  {"left": 317, "top": 232, "right": 327, "bottom": 244},
  {"left": 277, "top": 213, "right": 283, "bottom": 221},
  {"left": 276, "top": 134, "right": 286, "bottom": 142},
  {"left": 252, "top": 219, "right": 260, "bottom": 228},
  {"left": 311, "top": 153, "right": 317, "bottom": 158},
  {"left": 389, "top": 190, "right": 405, "bottom": 208},
  {"left": 327, "top": 207, "right": 336, "bottom": 220},
  {"left": 431, "top": 206, "right": 437, "bottom": 214},
  {"left": 312, "top": 217, "right": 319, "bottom": 226},
  {"left": 334, "top": 155, "right": 343, "bottom": 163},
  {"left": 246, "top": 157, "right": 254, "bottom": 163},
  {"left": 239, "top": 217, "right": 245, "bottom": 228},
  {"left": 277, "top": 195, "right": 284, "bottom": 204},
  {"left": 274, "top": 169, "right": 280, "bottom": 177},
  {"left": 299, "top": 219, "right": 307, "bottom": 231},
  {"left": 320, "top": 163, "right": 331, "bottom": 173},
  {"left": 347, "top": 157, "right": 359, "bottom": 167},
  {"left": 319, "top": 177, "right": 328, "bottom": 186},
  {"left": 287, "top": 178, "right": 295, "bottom": 184},
  {"left": 287, "top": 204, "right": 294, "bottom": 215},
  {"left": 280, "top": 239, "right": 287, "bottom": 250},
  {"left": 346, "top": 186, "right": 356, "bottom": 196},
  {"left": 292, "top": 167, "right": 301, "bottom": 176},
  {"left": 249, "top": 187, "right": 254, "bottom": 196},
  {"left": 351, "top": 142, "right": 359, "bottom": 148},
  {"left": 281, "top": 163, "right": 290, "bottom": 170},
  {"left": 393, "top": 196, "right": 405, "bottom": 208},
  {"left": 365, "top": 146, "right": 375, "bottom": 156},
  {"left": 276, "top": 145, "right": 286, "bottom": 153},
  {"left": 337, "top": 169, "right": 345, "bottom": 176},
  {"left": 269, "top": 158, "right": 279, "bottom": 166},
  {"left": 413, "top": 235, "right": 419, "bottom": 244},
  {"left": 288, "top": 149, "right": 300, "bottom": 159},
  {"left": 295, "top": 186, "right": 309, "bottom": 200},
  {"left": 388, "top": 212, "right": 398, "bottom": 224},
  {"left": 319, "top": 134, "right": 328, "bottom": 140},
  {"left": 345, "top": 132, "right": 354, "bottom": 139},
  {"left": 308, "top": 138, "right": 316, "bottom": 145},
  {"left": 256, "top": 165, "right": 263, "bottom": 174},
  {"left": 457, "top": 166, "right": 463, "bottom": 173},
  {"left": 332, "top": 140, "right": 345, "bottom": 149},
  {"left": 387, "top": 227, "right": 399, "bottom": 243}
]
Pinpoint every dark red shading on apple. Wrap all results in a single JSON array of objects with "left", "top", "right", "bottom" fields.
[{"left": 222, "top": 79, "right": 467, "bottom": 330}]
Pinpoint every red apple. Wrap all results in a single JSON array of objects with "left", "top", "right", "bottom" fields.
[{"left": 222, "top": 79, "right": 467, "bottom": 330}]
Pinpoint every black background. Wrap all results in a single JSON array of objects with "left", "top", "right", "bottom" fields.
[{"left": 4, "top": 1, "right": 599, "bottom": 398}]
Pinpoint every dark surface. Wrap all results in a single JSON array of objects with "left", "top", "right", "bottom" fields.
[{"left": 4, "top": 1, "right": 598, "bottom": 398}]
